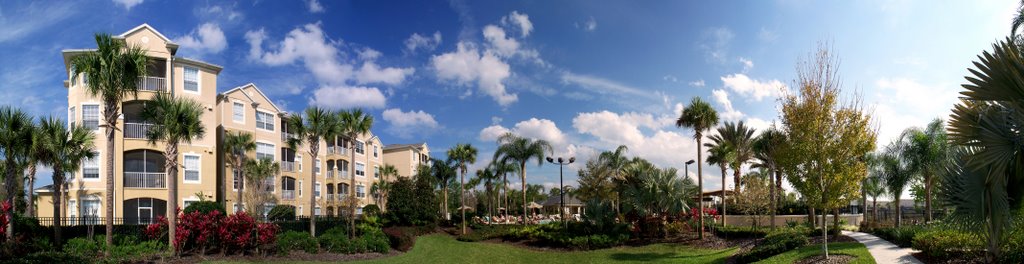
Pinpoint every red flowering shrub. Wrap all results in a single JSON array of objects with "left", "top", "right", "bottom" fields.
[
  {"left": 0, "top": 201, "right": 11, "bottom": 239},
  {"left": 142, "top": 209, "right": 278, "bottom": 254},
  {"left": 218, "top": 212, "right": 257, "bottom": 252},
  {"left": 256, "top": 223, "right": 279, "bottom": 246},
  {"left": 144, "top": 215, "right": 168, "bottom": 240}
]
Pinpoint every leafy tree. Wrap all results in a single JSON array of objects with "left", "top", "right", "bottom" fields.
[
  {"left": 620, "top": 161, "right": 695, "bottom": 237},
  {"left": 493, "top": 132, "right": 553, "bottom": 224},
  {"left": 372, "top": 164, "right": 398, "bottom": 211},
  {"left": 776, "top": 45, "right": 875, "bottom": 259},
  {"left": 142, "top": 93, "right": 206, "bottom": 252},
  {"left": 878, "top": 133, "right": 917, "bottom": 227},
  {"left": 244, "top": 158, "right": 279, "bottom": 217},
  {"left": 286, "top": 107, "right": 338, "bottom": 237},
  {"left": 676, "top": 97, "right": 719, "bottom": 239},
  {"left": 386, "top": 165, "right": 438, "bottom": 226},
  {"left": 733, "top": 171, "right": 772, "bottom": 228},
  {"left": 37, "top": 116, "right": 95, "bottom": 247},
  {"left": 69, "top": 34, "right": 149, "bottom": 252},
  {"left": 599, "top": 145, "right": 630, "bottom": 215},
  {"left": 431, "top": 158, "right": 457, "bottom": 220},
  {"left": 446, "top": 143, "right": 477, "bottom": 234},
  {"left": 223, "top": 131, "right": 256, "bottom": 213},
  {"left": 474, "top": 166, "right": 500, "bottom": 216},
  {"left": 338, "top": 108, "right": 372, "bottom": 237},
  {"left": 576, "top": 157, "right": 615, "bottom": 205},
  {"left": 25, "top": 123, "right": 46, "bottom": 218}
]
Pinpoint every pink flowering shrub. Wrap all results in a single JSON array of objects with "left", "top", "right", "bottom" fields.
[{"left": 144, "top": 208, "right": 278, "bottom": 254}]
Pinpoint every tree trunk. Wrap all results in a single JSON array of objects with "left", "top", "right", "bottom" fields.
[
  {"left": 833, "top": 208, "right": 840, "bottom": 235},
  {"left": 6, "top": 156, "right": 20, "bottom": 239},
  {"left": 310, "top": 143, "right": 319, "bottom": 238},
  {"left": 809, "top": 207, "right": 815, "bottom": 225},
  {"left": 166, "top": 142, "right": 179, "bottom": 253},
  {"left": 104, "top": 109, "right": 117, "bottom": 255},
  {"left": 775, "top": 169, "right": 783, "bottom": 207},
  {"left": 52, "top": 172, "right": 64, "bottom": 248},
  {"left": 872, "top": 198, "right": 877, "bottom": 223},
  {"left": 349, "top": 136, "right": 357, "bottom": 238},
  {"left": 236, "top": 157, "right": 244, "bottom": 213},
  {"left": 821, "top": 206, "right": 829, "bottom": 259},
  {"left": 894, "top": 192, "right": 902, "bottom": 228},
  {"left": 721, "top": 165, "right": 727, "bottom": 227},
  {"left": 925, "top": 173, "right": 933, "bottom": 223},
  {"left": 443, "top": 185, "right": 449, "bottom": 220},
  {"left": 460, "top": 167, "right": 466, "bottom": 234},
  {"left": 733, "top": 167, "right": 741, "bottom": 195},
  {"left": 521, "top": 162, "right": 527, "bottom": 225},
  {"left": 503, "top": 174, "right": 508, "bottom": 217},
  {"left": 26, "top": 163, "right": 36, "bottom": 217},
  {"left": 697, "top": 137, "right": 704, "bottom": 239},
  {"left": 770, "top": 167, "right": 777, "bottom": 229}
]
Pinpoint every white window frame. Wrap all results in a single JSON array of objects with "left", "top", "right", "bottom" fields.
[
  {"left": 182, "top": 198, "right": 200, "bottom": 210},
  {"left": 256, "top": 110, "right": 274, "bottom": 132},
  {"left": 355, "top": 162, "right": 366, "bottom": 177},
  {"left": 81, "top": 103, "right": 100, "bottom": 132},
  {"left": 69, "top": 106, "right": 76, "bottom": 127},
  {"left": 82, "top": 151, "right": 100, "bottom": 181},
  {"left": 183, "top": 153, "right": 201, "bottom": 184},
  {"left": 315, "top": 158, "right": 322, "bottom": 175},
  {"left": 297, "top": 155, "right": 303, "bottom": 172},
  {"left": 355, "top": 140, "right": 365, "bottom": 156},
  {"left": 315, "top": 182, "right": 321, "bottom": 197},
  {"left": 298, "top": 205, "right": 304, "bottom": 216},
  {"left": 81, "top": 196, "right": 101, "bottom": 218},
  {"left": 315, "top": 206, "right": 322, "bottom": 216},
  {"left": 232, "top": 168, "right": 240, "bottom": 192},
  {"left": 373, "top": 145, "right": 379, "bottom": 159},
  {"left": 256, "top": 141, "right": 275, "bottom": 161},
  {"left": 356, "top": 184, "right": 366, "bottom": 198},
  {"left": 183, "top": 66, "right": 200, "bottom": 94},
  {"left": 232, "top": 101, "right": 245, "bottom": 124},
  {"left": 374, "top": 165, "right": 380, "bottom": 179},
  {"left": 68, "top": 199, "right": 77, "bottom": 217},
  {"left": 298, "top": 180, "right": 303, "bottom": 197}
]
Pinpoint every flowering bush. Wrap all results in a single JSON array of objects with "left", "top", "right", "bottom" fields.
[
  {"left": 0, "top": 201, "right": 10, "bottom": 238},
  {"left": 144, "top": 209, "right": 278, "bottom": 254}
]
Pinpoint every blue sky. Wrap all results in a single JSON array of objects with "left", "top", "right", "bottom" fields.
[{"left": 0, "top": 0, "right": 1017, "bottom": 198}]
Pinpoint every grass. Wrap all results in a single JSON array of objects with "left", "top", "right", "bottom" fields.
[{"left": 754, "top": 242, "right": 875, "bottom": 264}]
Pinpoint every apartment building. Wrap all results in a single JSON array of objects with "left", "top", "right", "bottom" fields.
[
  {"left": 37, "top": 24, "right": 413, "bottom": 224},
  {"left": 382, "top": 143, "right": 431, "bottom": 178}
]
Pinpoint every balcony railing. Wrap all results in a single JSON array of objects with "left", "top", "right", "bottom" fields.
[
  {"left": 326, "top": 170, "right": 334, "bottom": 178},
  {"left": 282, "top": 161, "right": 295, "bottom": 172},
  {"left": 327, "top": 146, "right": 335, "bottom": 154},
  {"left": 281, "top": 132, "right": 295, "bottom": 142},
  {"left": 124, "top": 122, "right": 154, "bottom": 139},
  {"left": 340, "top": 170, "right": 348, "bottom": 179},
  {"left": 281, "top": 190, "right": 295, "bottom": 200},
  {"left": 138, "top": 76, "right": 166, "bottom": 92},
  {"left": 124, "top": 172, "right": 166, "bottom": 188},
  {"left": 327, "top": 194, "right": 334, "bottom": 201}
]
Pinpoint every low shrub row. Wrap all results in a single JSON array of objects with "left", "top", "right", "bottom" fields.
[
  {"left": 461, "top": 222, "right": 631, "bottom": 250},
  {"left": 911, "top": 229, "right": 983, "bottom": 259},
  {"left": 63, "top": 235, "right": 165, "bottom": 263},
  {"left": 868, "top": 225, "right": 925, "bottom": 247},
  {"left": 713, "top": 225, "right": 770, "bottom": 239},
  {"left": 275, "top": 218, "right": 392, "bottom": 256},
  {"left": 383, "top": 225, "right": 434, "bottom": 251},
  {"left": 734, "top": 229, "right": 809, "bottom": 263}
]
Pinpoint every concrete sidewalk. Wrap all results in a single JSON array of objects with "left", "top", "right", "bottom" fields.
[{"left": 842, "top": 230, "right": 923, "bottom": 264}]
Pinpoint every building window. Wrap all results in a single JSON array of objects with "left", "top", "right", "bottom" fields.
[
  {"left": 184, "top": 66, "right": 199, "bottom": 92},
  {"left": 374, "top": 166, "right": 380, "bottom": 179},
  {"left": 355, "top": 140, "right": 365, "bottom": 155},
  {"left": 356, "top": 162, "right": 365, "bottom": 177},
  {"left": 297, "top": 155, "right": 303, "bottom": 172},
  {"left": 315, "top": 206, "right": 321, "bottom": 216},
  {"left": 82, "top": 198, "right": 101, "bottom": 224},
  {"left": 315, "top": 182, "right": 321, "bottom": 197},
  {"left": 314, "top": 159, "right": 321, "bottom": 175},
  {"left": 232, "top": 169, "right": 240, "bottom": 191},
  {"left": 373, "top": 145, "right": 378, "bottom": 158},
  {"left": 339, "top": 183, "right": 349, "bottom": 195},
  {"left": 82, "top": 104, "right": 99, "bottom": 130},
  {"left": 298, "top": 205, "right": 303, "bottom": 216},
  {"left": 356, "top": 184, "right": 365, "bottom": 198},
  {"left": 68, "top": 200, "right": 77, "bottom": 217},
  {"left": 256, "top": 111, "right": 274, "bottom": 131},
  {"left": 83, "top": 152, "right": 99, "bottom": 179},
  {"left": 298, "top": 180, "right": 303, "bottom": 197},
  {"left": 233, "top": 102, "right": 244, "bottom": 123},
  {"left": 184, "top": 154, "right": 200, "bottom": 183},
  {"left": 256, "top": 142, "right": 274, "bottom": 160},
  {"left": 69, "top": 106, "right": 76, "bottom": 127}
]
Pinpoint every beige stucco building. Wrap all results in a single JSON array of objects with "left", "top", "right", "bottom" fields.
[
  {"left": 382, "top": 143, "right": 431, "bottom": 178},
  {"left": 36, "top": 24, "right": 422, "bottom": 224}
]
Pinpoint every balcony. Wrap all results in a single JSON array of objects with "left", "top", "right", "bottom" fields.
[
  {"left": 137, "top": 76, "right": 166, "bottom": 92},
  {"left": 124, "top": 172, "right": 166, "bottom": 188},
  {"left": 281, "top": 161, "right": 295, "bottom": 172},
  {"left": 326, "top": 170, "right": 334, "bottom": 178},
  {"left": 327, "top": 194, "right": 334, "bottom": 201},
  {"left": 124, "top": 122, "right": 155, "bottom": 139},
  {"left": 281, "top": 132, "right": 296, "bottom": 142},
  {"left": 282, "top": 190, "right": 295, "bottom": 200}
]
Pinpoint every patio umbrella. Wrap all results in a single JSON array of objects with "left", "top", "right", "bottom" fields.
[
  {"left": 527, "top": 202, "right": 543, "bottom": 209},
  {"left": 458, "top": 205, "right": 475, "bottom": 211}
]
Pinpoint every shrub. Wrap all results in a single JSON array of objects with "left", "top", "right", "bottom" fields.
[
  {"left": 362, "top": 204, "right": 381, "bottom": 218},
  {"left": 267, "top": 205, "right": 296, "bottom": 221},
  {"left": 912, "top": 229, "right": 983, "bottom": 259},
  {"left": 184, "top": 201, "right": 226, "bottom": 215},
  {"left": 735, "top": 230, "right": 809, "bottom": 263},
  {"left": 15, "top": 251, "right": 92, "bottom": 264},
  {"left": 383, "top": 226, "right": 432, "bottom": 251},
  {"left": 714, "top": 225, "right": 769, "bottom": 239},
  {"left": 63, "top": 237, "right": 101, "bottom": 258},
  {"left": 218, "top": 212, "right": 256, "bottom": 252},
  {"left": 362, "top": 229, "right": 391, "bottom": 254},
  {"left": 385, "top": 177, "right": 438, "bottom": 226},
  {"left": 317, "top": 227, "right": 351, "bottom": 253},
  {"left": 276, "top": 231, "right": 318, "bottom": 255},
  {"left": 64, "top": 235, "right": 164, "bottom": 263},
  {"left": 871, "top": 226, "right": 924, "bottom": 247}
]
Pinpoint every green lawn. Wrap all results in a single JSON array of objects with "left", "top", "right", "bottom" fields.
[{"left": 755, "top": 242, "right": 875, "bottom": 264}]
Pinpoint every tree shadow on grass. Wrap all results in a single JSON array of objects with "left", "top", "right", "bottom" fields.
[{"left": 607, "top": 248, "right": 734, "bottom": 262}]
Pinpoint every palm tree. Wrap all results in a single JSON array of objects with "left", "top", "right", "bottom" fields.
[
  {"left": 863, "top": 174, "right": 886, "bottom": 224},
  {"left": 599, "top": 145, "right": 630, "bottom": 215},
  {"left": 338, "top": 109, "right": 372, "bottom": 237},
  {"left": 753, "top": 126, "right": 785, "bottom": 228},
  {"left": 491, "top": 159, "right": 518, "bottom": 216},
  {"left": 372, "top": 164, "right": 398, "bottom": 211},
  {"left": 25, "top": 124, "right": 46, "bottom": 218},
  {"left": 141, "top": 93, "right": 206, "bottom": 252},
  {"left": 243, "top": 158, "right": 279, "bottom": 215},
  {"left": 675, "top": 97, "right": 719, "bottom": 239},
  {"left": 431, "top": 158, "right": 457, "bottom": 218},
  {"left": 69, "top": 33, "right": 149, "bottom": 251},
  {"left": 224, "top": 131, "right": 256, "bottom": 213},
  {"left": 446, "top": 143, "right": 477, "bottom": 234},
  {"left": 708, "top": 121, "right": 756, "bottom": 194},
  {"left": 901, "top": 118, "right": 948, "bottom": 223},
  {"left": 37, "top": 116, "right": 95, "bottom": 247},
  {"left": 285, "top": 107, "right": 338, "bottom": 238},
  {"left": 0, "top": 106, "right": 33, "bottom": 239},
  {"left": 493, "top": 132, "right": 552, "bottom": 224},
  {"left": 705, "top": 142, "right": 733, "bottom": 226},
  {"left": 475, "top": 167, "right": 499, "bottom": 217},
  {"left": 878, "top": 136, "right": 915, "bottom": 228}
]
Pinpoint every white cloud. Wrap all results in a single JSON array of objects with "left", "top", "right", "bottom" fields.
[
  {"left": 355, "top": 61, "right": 415, "bottom": 85},
  {"left": 739, "top": 57, "right": 754, "bottom": 71},
  {"left": 663, "top": 75, "right": 679, "bottom": 82},
  {"left": 478, "top": 118, "right": 567, "bottom": 147},
  {"left": 357, "top": 48, "right": 382, "bottom": 61},
  {"left": 479, "top": 125, "right": 511, "bottom": 142},
  {"left": 711, "top": 89, "right": 744, "bottom": 120},
  {"left": 561, "top": 72, "right": 650, "bottom": 98},
  {"left": 758, "top": 27, "right": 778, "bottom": 43},
  {"left": 689, "top": 79, "right": 706, "bottom": 87},
  {"left": 306, "top": 0, "right": 325, "bottom": 13},
  {"left": 483, "top": 25, "right": 521, "bottom": 58},
  {"left": 112, "top": 0, "right": 143, "bottom": 10},
  {"left": 173, "top": 23, "right": 228, "bottom": 55},
  {"left": 699, "top": 27, "right": 734, "bottom": 63},
  {"left": 431, "top": 42, "right": 518, "bottom": 106},
  {"left": 871, "top": 78, "right": 960, "bottom": 145},
  {"left": 383, "top": 108, "right": 440, "bottom": 139},
  {"left": 309, "top": 85, "right": 386, "bottom": 109},
  {"left": 196, "top": 3, "right": 243, "bottom": 22},
  {"left": 502, "top": 11, "right": 533, "bottom": 37},
  {"left": 246, "top": 23, "right": 352, "bottom": 85},
  {"left": 0, "top": 3, "right": 76, "bottom": 43},
  {"left": 576, "top": 16, "right": 598, "bottom": 32},
  {"left": 720, "top": 73, "right": 787, "bottom": 101},
  {"left": 572, "top": 110, "right": 700, "bottom": 178},
  {"left": 405, "top": 32, "right": 442, "bottom": 53}
]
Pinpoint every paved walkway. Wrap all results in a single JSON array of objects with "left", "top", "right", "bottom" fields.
[{"left": 842, "top": 231, "right": 923, "bottom": 264}]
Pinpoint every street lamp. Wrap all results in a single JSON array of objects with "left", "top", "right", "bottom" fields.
[
  {"left": 684, "top": 159, "right": 695, "bottom": 214},
  {"left": 547, "top": 156, "right": 575, "bottom": 228}
]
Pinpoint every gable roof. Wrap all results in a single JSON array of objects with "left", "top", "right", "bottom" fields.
[
  {"left": 221, "top": 83, "right": 284, "bottom": 113},
  {"left": 119, "top": 23, "right": 177, "bottom": 45},
  {"left": 384, "top": 143, "right": 427, "bottom": 151}
]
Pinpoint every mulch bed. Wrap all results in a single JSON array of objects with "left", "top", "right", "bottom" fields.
[
  {"left": 165, "top": 250, "right": 403, "bottom": 263},
  {"left": 794, "top": 254, "right": 856, "bottom": 264}
]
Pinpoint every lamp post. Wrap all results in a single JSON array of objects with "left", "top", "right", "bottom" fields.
[
  {"left": 684, "top": 160, "right": 695, "bottom": 224},
  {"left": 547, "top": 156, "right": 575, "bottom": 228}
]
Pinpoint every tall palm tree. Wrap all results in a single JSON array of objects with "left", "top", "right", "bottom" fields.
[
  {"left": 69, "top": 33, "right": 149, "bottom": 251},
  {"left": 491, "top": 159, "right": 518, "bottom": 216},
  {"left": 705, "top": 142, "right": 733, "bottom": 226},
  {"left": 446, "top": 143, "right": 477, "bottom": 234},
  {"left": 38, "top": 116, "right": 95, "bottom": 247},
  {"left": 599, "top": 145, "right": 630, "bottom": 215},
  {"left": 675, "top": 97, "right": 719, "bottom": 239},
  {"left": 753, "top": 126, "right": 785, "bottom": 228},
  {"left": 863, "top": 174, "right": 886, "bottom": 224},
  {"left": 431, "top": 158, "right": 457, "bottom": 218},
  {"left": 224, "top": 131, "right": 256, "bottom": 213},
  {"left": 475, "top": 167, "right": 499, "bottom": 217},
  {"left": 243, "top": 158, "right": 279, "bottom": 215},
  {"left": 708, "top": 121, "right": 756, "bottom": 194},
  {"left": 901, "top": 118, "right": 948, "bottom": 223},
  {"left": 25, "top": 123, "right": 46, "bottom": 218},
  {"left": 493, "top": 132, "right": 552, "bottom": 224},
  {"left": 337, "top": 108, "right": 372, "bottom": 237},
  {"left": 878, "top": 136, "right": 915, "bottom": 228},
  {"left": 141, "top": 93, "right": 206, "bottom": 252},
  {"left": 0, "top": 106, "right": 33, "bottom": 239},
  {"left": 372, "top": 164, "right": 398, "bottom": 211},
  {"left": 286, "top": 107, "right": 338, "bottom": 238}
]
